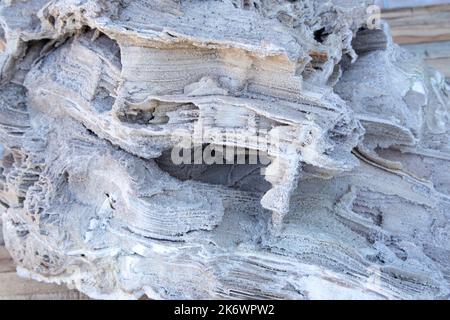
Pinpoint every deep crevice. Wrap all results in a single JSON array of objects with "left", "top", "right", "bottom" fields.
[
  {"left": 155, "top": 145, "right": 271, "bottom": 193},
  {"left": 314, "top": 27, "right": 329, "bottom": 44}
]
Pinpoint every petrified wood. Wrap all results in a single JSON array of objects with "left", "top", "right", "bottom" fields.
[{"left": 0, "top": 0, "right": 449, "bottom": 299}]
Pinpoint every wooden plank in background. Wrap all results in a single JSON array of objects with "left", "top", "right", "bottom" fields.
[
  {"left": 403, "top": 41, "right": 450, "bottom": 78},
  {"left": 381, "top": 4, "right": 450, "bottom": 80},
  {"left": 382, "top": 4, "right": 450, "bottom": 44},
  {"left": 376, "top": 0, "right": 450, "bottom": 9},
  {"left": 0, "top": 271, "right": 88, "bottom": 300}
]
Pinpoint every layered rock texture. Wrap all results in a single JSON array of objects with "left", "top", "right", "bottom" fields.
[{"left": 0, "top": 0, "right": 450, "bottom": 299}]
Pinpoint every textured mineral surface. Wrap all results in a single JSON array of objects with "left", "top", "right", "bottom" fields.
[{"left": 0, "top": 0, "right": 450, "bottom": 299}]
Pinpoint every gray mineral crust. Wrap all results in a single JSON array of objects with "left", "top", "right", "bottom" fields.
[{"left": 0, "top": 0, "right": 450, "bottom": 299}]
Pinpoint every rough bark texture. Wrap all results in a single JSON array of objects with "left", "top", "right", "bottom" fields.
[{"left": 0, "top": 0, "right": 449, "bottom": 299}]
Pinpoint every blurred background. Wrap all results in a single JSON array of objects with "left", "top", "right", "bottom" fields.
[
  {"left": 379, "top": 0, "right": 450, "bottom": 82},
  {"left": 376, "top": 0, "right": 450, "bottom": 8}
]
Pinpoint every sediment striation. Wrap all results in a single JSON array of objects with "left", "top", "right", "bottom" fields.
[{"left": 0, "top": 0, "right": 449, "bottom": 299}]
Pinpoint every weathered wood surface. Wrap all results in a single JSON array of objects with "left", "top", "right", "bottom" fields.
[
  {"left": 0, "top": 2, "right": 449, "bottom": 300},
  {"left": 0, "top": 223, "right": 88, "bottom": 300},
  {"left": 0, "top": 250, "right": 88, "bottom": 299}
]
